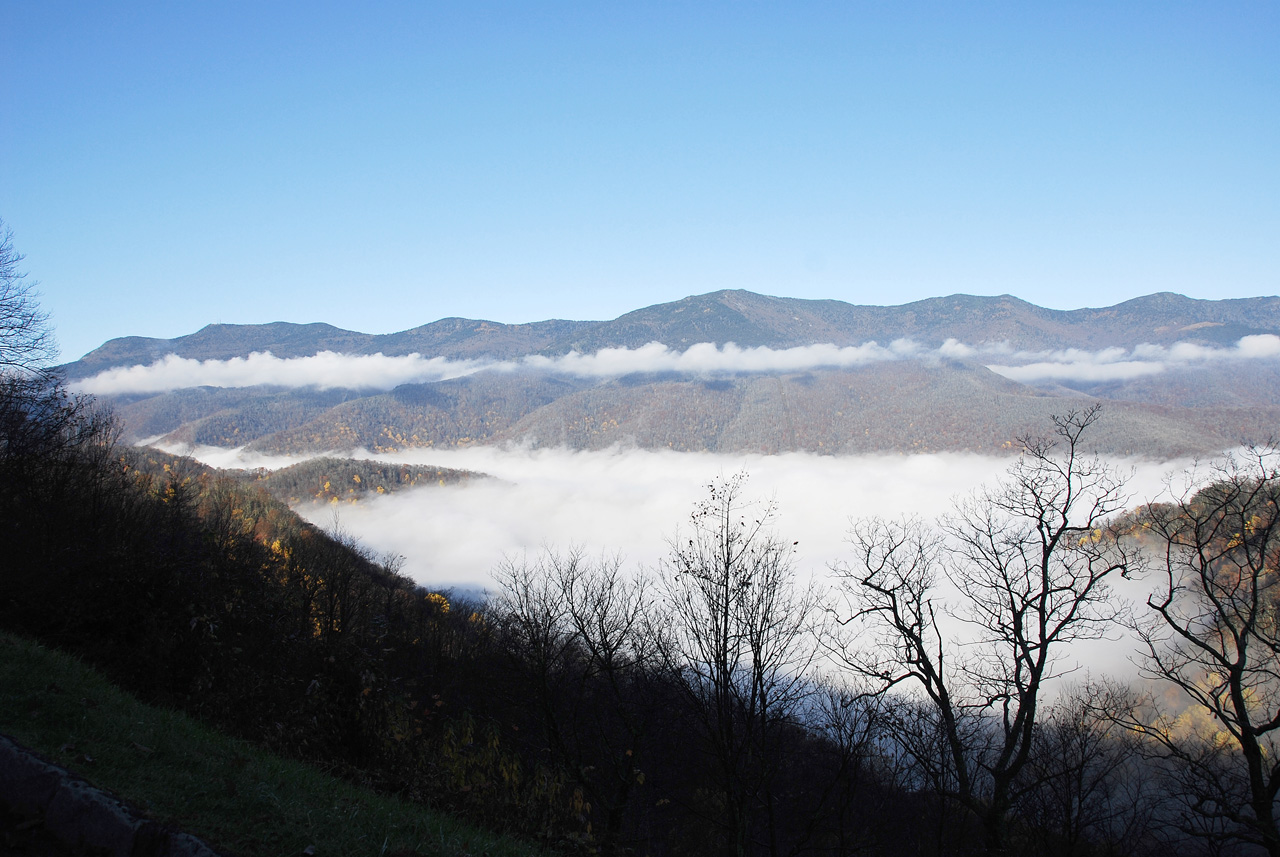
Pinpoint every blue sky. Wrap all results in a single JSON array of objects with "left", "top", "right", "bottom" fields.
[{"left": 2, "top": 2, "right": 1276, "bottom": 361}]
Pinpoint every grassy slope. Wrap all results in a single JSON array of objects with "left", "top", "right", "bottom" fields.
[{"left": 0, "top": 631, "right": 543, "bottom": 857}]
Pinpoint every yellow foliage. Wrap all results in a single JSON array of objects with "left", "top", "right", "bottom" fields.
[{"left": 1170, "top": 702, "right": 1235, "bottom": 749}]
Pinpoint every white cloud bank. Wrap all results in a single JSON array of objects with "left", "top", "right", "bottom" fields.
[
  {"left": 73, "top": 334, "right": 1280, "bottom": 395},
  {"left": 984, "top": 334, "right": 1280, "bottom": 383},
  {"left": 74, "top": 351, "right": 490, "bottom": 394},
  {"left": 74, "top": 341, "right": 915, "bottom": 395},
  {"left": 523, "top": 340, "right": 915, "bottom": 376},
  {"left": 171, "top": 443, "right": 1181, "bottom": 593},
  {"left": 167, "top": 443, "right": 1192, "bottom": 680}
]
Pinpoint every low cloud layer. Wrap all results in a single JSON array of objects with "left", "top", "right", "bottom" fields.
[
  {"left": 984, "top": 334, "right": 1280, "bottom": 383},
  {"left": 75, "top": 334, "right": 1280, "bottom": 395},
  {"left": 74, "top": 351, "right": 489, "bottom": 394},
  {"left": 524, "top": 340, "right": 914, "bottom": 376},
  {"left": 174, "top": 443, "right": 1181, "bottom": 591},
  {"left": 170, "top": 443, "right": 1193, "bottom": 680},
  {"left": 73, "top": 341, "right": 913, "bottom": 395}
]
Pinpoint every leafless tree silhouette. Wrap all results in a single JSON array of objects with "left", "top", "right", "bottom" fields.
[{"left": 834, "top": 406, "right": 1137, "bottom": 854}]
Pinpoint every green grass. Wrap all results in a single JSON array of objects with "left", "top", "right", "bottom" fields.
[{"left": 0, "top": 631, "right": 545, "bottom": 857}]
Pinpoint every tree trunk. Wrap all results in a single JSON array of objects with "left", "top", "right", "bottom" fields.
[{"left": 982, "top": 794, "right": 1011, "bottom": 856}]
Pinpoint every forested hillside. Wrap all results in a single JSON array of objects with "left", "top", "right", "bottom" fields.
[
  {"left": 124, "top": 446, "right": 485, "bottom": 506},
  {"left": 92, "top": 361, "right": 1280, "bottom": 459},
  {"left": 62, "top": 289, "right": 1280, "bottom": 458},
  {"left": 64, "top": 290, "right": 1280, "bottom": 378}
]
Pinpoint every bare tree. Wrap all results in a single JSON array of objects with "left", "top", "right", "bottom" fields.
[
  {"left": 0, "top": 219, "right": 100, "bottom": 469},
  {"left": 806, "top": 678, "right": 899, "bottom": 856},
  {"left": 0, "top": 219, "right": 57, "bottom": 376},
  {"left": 653, "top": 472, "right": 820, "bottom": 857},
  {"left": 493, "top": 547, "right": 655, "bottom": 852},
  {"left": 1016, "top": 682, "right": 1161, "bottom": 857},
  {"left": 834, "top": 406, "right": 1137, "bottom": 854},
  {"left": 1125, "top": 445, "right": 1280, "bottom": 856}
]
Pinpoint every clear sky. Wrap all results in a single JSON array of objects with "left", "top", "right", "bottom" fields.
[{"left": 2, "top": 1, "right": 1277, "bottom": 362}]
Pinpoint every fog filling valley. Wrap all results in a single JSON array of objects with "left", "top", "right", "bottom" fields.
[{"left": 167, "top": 442, "right": 1193, "bottom": 681}]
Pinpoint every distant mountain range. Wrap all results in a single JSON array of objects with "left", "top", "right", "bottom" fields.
[{"left": 63, "top": 290, "right": 1280, "bottom": 458}]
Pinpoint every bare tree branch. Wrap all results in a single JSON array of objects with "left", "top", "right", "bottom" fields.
[
  {"left": 0, "top": 219, "right": 57, "bottom": 376},
  {"left": 832, "top": 407, "right": 1137, "bottom": 855},
  {"left": 1128, "top": 445, "right": 1280, "bottom": 856}
]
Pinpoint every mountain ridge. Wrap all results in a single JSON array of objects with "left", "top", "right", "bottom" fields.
[
  {"left": 60, "top": 289, "right": 1280, "bottom": 460},
  {"left": 63, "top": 290, "right": 1280, "bottom": 380}
]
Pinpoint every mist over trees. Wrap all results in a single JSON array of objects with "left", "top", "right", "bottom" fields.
[
  {"left": 1120, "top": 448, "right": 1280, "bottom": 856},
  {"left": 481, "top": 443, "right": 1280, "bottom": 855},
  {"left": 5, "top": 220, "right": 1280, "bottom": 855},
  {"left": 479, "top": 434, "right": 1280, "bottom": 856},
  {"left": 830, "top": 406, "right": 1139, "bottom": 853}
]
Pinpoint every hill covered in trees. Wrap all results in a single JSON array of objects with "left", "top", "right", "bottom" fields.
[
  {"left": 124, "top": 446, "right": 486, "bottom": 506},
  {"left": 60, "top": 290, "right": 1280, "bottom": 458},
  {"left": 62, "top": 291, "right": 1280, "bottom": 376}
]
